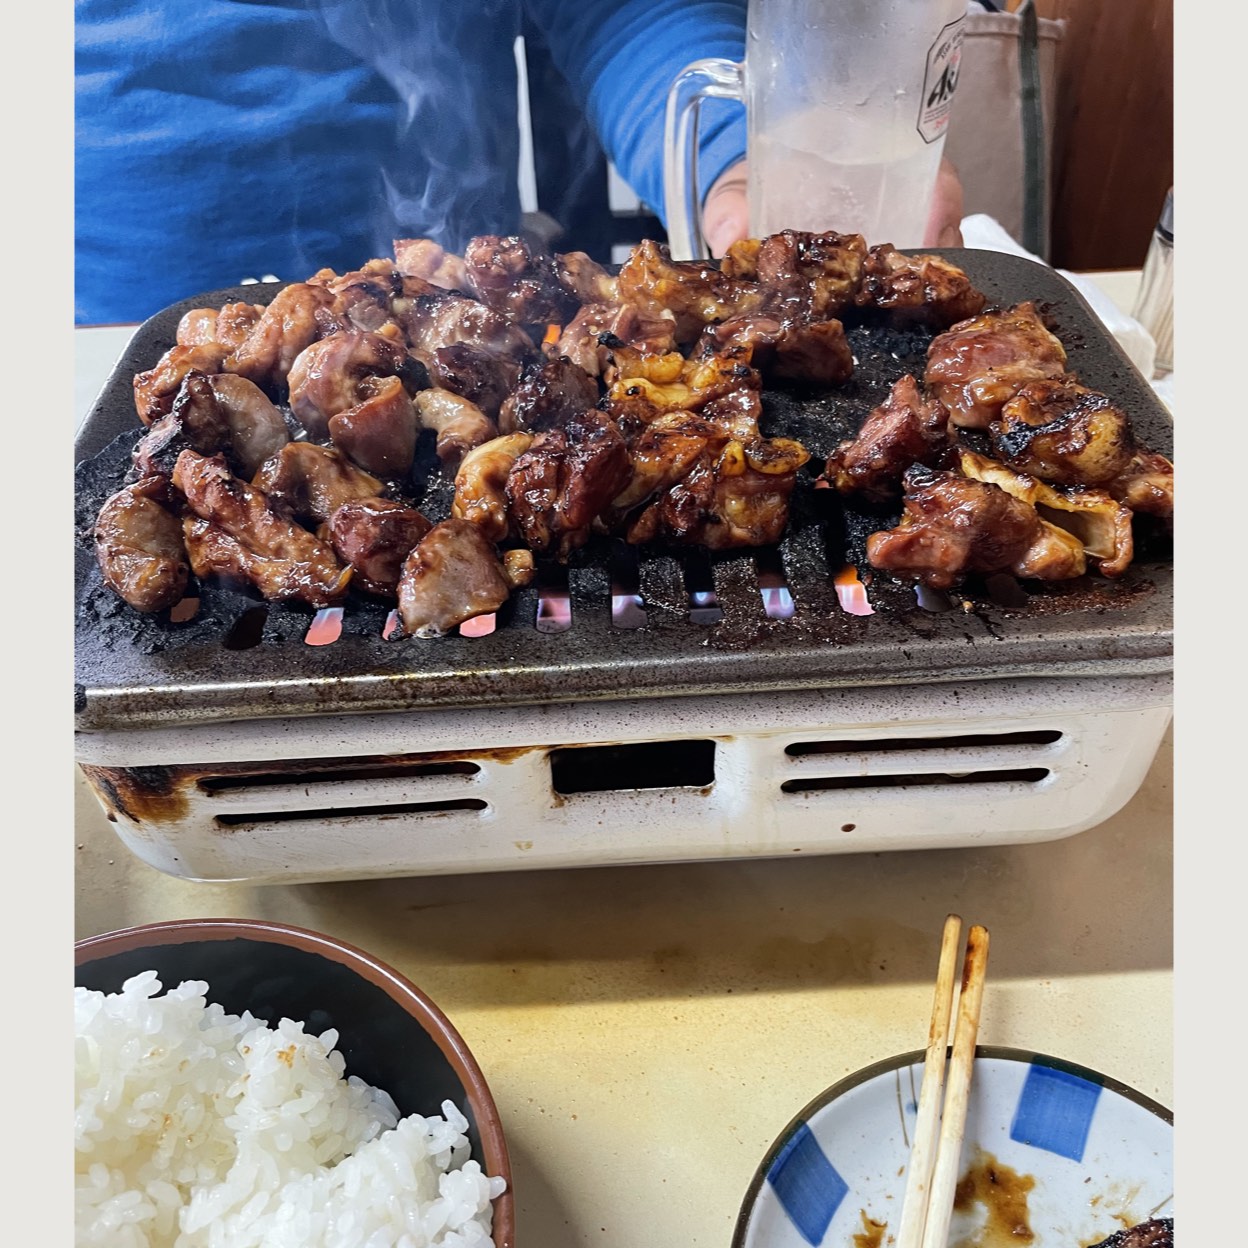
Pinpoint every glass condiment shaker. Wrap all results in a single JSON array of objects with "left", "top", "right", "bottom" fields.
[{"left": 1132, "top": 188, "right": 1173, "bottom": 376}]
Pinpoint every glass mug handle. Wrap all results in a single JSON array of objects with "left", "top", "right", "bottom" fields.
[{"left": 663, "top": 58, "right": 745, "bottom": 261}]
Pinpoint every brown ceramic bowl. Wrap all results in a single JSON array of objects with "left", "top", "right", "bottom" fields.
[{"left": 75, "top": 917, "right": 514, "bottom": 1247}]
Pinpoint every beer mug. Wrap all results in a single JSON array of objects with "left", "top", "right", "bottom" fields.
[{"left": 664, "top": 0, "right": 968, "bottom": 258}]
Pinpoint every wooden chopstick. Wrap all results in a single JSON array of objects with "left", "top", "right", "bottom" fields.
[
  {"left": 895, "top": 914, "right": 963, "bottom": 1248},
  {"left": 918, "top": 924, "right": 991, "bottom": 1248},
  {"left": 898, "top": 918, "right": 993, "bottom": 1248}
]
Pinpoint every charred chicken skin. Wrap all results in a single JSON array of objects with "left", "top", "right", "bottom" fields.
[
  {"left": 1087, "top": 1219, "right": 1172, "bottom": 1248},
  {"left": 93, "top": 476, "right": 190, "bottom": 613},
  {"left": 865, "top": 464, "right": 1086, "bottom": 589},
  {"left": 925, "top": 301, "right": 1067, "bottom": 430},
  {"left": 826, "top": 374, "right": 953, "bottom": 506},
  {"left": 990, "top": 377, "right": 1136, "bottom": 487},
  {"left": 551, "top": 300, "right": 678, "bottom": 378},
  {"left": 172, "top": 450, "right": 350, "bottom": 606},
  {"left": 854, "top": 244, "right": 988, "bottom": 327},
  {"left": 498, "top": 355, "right": 599, "bottom": 435},
  {"left": 506, "top": 410, "right": 632, "bottom": 559},
  {"left": 132, "top": 343, "right": 231, "bottom": 426},
  {"left": 462, "top": 235, "right": 580, "bottom": 325}
]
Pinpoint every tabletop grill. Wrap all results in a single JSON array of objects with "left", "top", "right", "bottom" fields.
[{"left": 74, "top": 251, "right": 1173, "bottom": 883}]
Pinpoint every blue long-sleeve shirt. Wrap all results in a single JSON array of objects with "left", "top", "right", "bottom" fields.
[{"left": 74, "top": 0, "right": 747, "bottom": 324}]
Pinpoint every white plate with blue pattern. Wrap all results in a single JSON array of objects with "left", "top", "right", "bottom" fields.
[{"left": 733, "top": 1046, "right": 1172, "bottom": 1248}]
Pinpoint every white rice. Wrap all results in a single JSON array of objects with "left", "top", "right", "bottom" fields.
[{"left": 75, "top": 971, "right": 506, "bottom": 1248}]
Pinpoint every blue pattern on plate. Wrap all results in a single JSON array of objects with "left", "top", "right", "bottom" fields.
[
  {"left": 766, "top": 1121, "right": 849, "bottom": 1246},
  {"left": 1009, "top": 1063, "right": 1103, "bottom": 1161}
]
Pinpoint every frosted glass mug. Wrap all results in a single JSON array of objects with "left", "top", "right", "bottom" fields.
[{"left": 664, "top": 0, "right": 968, "bottom": 259}]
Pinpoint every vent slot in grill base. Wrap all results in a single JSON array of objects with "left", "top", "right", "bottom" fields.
[
  {"left": 781, "top": 767, "right": 1051, "bottom": 794},
  {"left": 550, "top": 739, "right": 716, "bottom": 794}
]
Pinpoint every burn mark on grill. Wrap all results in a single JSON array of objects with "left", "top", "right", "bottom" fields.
[{"left": 79, "top": 764, "right": 192, "bottom": 825}]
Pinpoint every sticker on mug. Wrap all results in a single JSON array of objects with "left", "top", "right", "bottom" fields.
[{"left": 918, "top": 17, "right": 966, "bottom": 143}]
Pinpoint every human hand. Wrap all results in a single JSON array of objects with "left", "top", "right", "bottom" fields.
[{"left": 701, "top": 156, "right": 966, "bottom": 255}]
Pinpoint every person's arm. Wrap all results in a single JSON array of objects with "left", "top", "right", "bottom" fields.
[{"left": 523, "top": 0, "right": 747, "bottom": 224}]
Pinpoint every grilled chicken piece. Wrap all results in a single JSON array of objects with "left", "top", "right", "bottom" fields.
[
  {"left": 176, "top": 302, "right": 265, "bottom": 352},
  {"left": 223, "top": 282, "right": 336, "bottom": 393},
  {"left": 93, "top": 476, "right": 190, "bottom": 613},
  {"left": 854, "top": 244, "right": 987, "bottom": 327},
  {"left": 866, "top": 464, "right": 1085, "bottom": 588},
  {"left": 132, "top": 343, "right": 230, "bottom": 426},
  {"left": 959, "top": 450, "right": 1134, "bottom": 578},
  {"left": 414, "top": 388, "right": 498, "bottom": 467},
  {"left": 553, "top": 250, "right": 618, "bottom": 304},
  {"left": 287, "top": 330, "right": 423, "bottom": 439},
  {"left": 605, "top": 348, "right": 760, "bottom": 425},
  {"left": 252, "top": 443, "right": 384, "bottom": 524},
  {"left": 393, "top": 238, "right": 470, "bottom": 291},
  {"left": 697, "top": 314, "right": 854, "bottom": 388},
  {"left": 463, "top": 234, "right": 580, "bottom": 325},
  {"left": 397, "top": 518, "right": 531, "bottom": 637},
  {"left": 624, "top": 433, "right": 811, "bottom": 550},
  {"left": 616, "top": 239, "right": 766, "bottom": 342},
  {"left": 925, "top": 301, "right": 1068, "bottom": 430},
  {"left": 452, "top": 432, "right": 534, "bottom": 542},
  {"left": 991, "top": 378, "right": 1136, "bottom": 486},
  {"left": 552, "top": 301, "right": 678, "bottom": 378},
  {"left": 1088, "top": 1219, "right": 1173, "bottom": 1248},
  {"left": 749, "top": 229, "right": 869, "bottom": 320},
  {"left": 326, "top": 376, "right": 420, "bottom": 476},
  {"left": 427, "top": 341, "right": 523, "bottom": 419},
  {"left": 308, "top": 258, "right": 404, "bottom": 335},
  {"left": 1107, "top": 448, "right": 1174, "bottom": 519},
  {"left": 826, "top": 375, "right": 953, "bottom": 506},
  {"left": 394, "top": 276, "right": 535, "bottom": 363},
  {"left": 507, "top": 410, "right": 631, "bottom": 559},
  {"left": 498, "top": 356, "right": 599, "bottom": 434},
  {"left": 135, "top": 371, "right": 291, "bottom": 481},
  {"left": 327, "top": 497, "right": 433, "bottom": 597},
  {"left": 173, "top": 450, "right": 350, "bottom": 605},
  {"left": 606, "top": 413, "right": 723, "bottom": 520}
]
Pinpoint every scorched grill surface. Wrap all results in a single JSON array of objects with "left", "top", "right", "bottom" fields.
[{"left": 74, "top": 250, "right": 1174, "bottom": 732}]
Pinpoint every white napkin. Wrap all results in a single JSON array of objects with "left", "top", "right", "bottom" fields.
[{"left": 958, "top": 213, "right": 1160, "bottom": 386}]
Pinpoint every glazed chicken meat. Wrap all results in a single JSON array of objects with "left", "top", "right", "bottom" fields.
[{"left": 90, "top": 225, "right": 1170, "bottom": 635}]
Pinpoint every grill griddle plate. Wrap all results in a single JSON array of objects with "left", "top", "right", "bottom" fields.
[{"left": 75, "top": 250, "right": 1173, "bottom": 732}]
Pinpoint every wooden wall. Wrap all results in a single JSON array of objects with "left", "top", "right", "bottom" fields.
[{"left": 1037, "top": 0, "right": 1173, "bottom": 271}]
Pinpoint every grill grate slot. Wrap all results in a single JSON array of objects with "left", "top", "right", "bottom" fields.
[
  {"left": 550, "top": 739, "right": 716, "bottom": 794},
  {"left": 785, "top": 730, "right": 1063, "bottom": 757},
  {"left": 682, "top": 551, "right": 723, "bottom": 625},
  {"left": 536, "top": 564, "right": 572, "bottom": 633},
  {"left": 214, "top": 797, "right": 488, "bottom": 826},
  {"left": 304, "top": 607, "right": 343, "bottom": 646},
  {"left": 223, "top": 604, "right": 268, "bottom": 650},
  {"left": 781, "top": 767, "right": 1050, "bottom": 793},
  {"left": 609, "top": 541, "right": 647, "bottom": 629}
]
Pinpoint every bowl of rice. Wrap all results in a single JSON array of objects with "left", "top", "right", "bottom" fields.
[{"left": 75, "top": 917, "right": 513, "bottom": 1248}]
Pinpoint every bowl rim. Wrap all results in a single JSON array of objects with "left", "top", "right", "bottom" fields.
[
  {"left": 730, "top": 1043, "right": 1172, "bottom": 1248},
  {"left": 75, "top": 916, "right": 514, "bottom": 1248}
]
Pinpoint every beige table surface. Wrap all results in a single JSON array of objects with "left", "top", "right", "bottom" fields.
[{"left": 74, "top": 269, "right": 1172, "bottom": 1247}]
